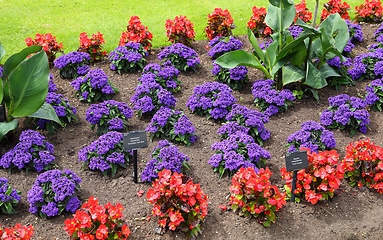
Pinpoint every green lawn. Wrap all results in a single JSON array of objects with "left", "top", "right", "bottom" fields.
[{"left": 1, "top": 0, "right": 362, "bottom": 60}]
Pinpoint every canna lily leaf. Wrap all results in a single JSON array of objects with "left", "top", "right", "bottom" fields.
[{"left": 7, "top": 49, "right": 49, "bottom": 117}]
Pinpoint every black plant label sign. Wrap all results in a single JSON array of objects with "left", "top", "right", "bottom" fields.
[
  {"left": 0, "top": 105, "right": 5, "bottom": 122},
  {"left": 285, "top": 151, "right": 308, "bottom": 172},
  {"left": 123, "top": 130, "right": 148, "bottom": 151}
]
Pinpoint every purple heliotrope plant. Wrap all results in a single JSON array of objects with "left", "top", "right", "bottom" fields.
[
  {"left": 36, "top": 92, "right": 77, "bottom": 134},
  {"left": 54, "top": 51, "right": 90, "bottom": 79},
  {"left": 251, "top": 79, "right": 295, "bottom": 117},
  {"left": 158, "top": 43, "right": 200, "bottom": 72},
  {"left": 141, "top": 140, "right": 190, "bottom": 182},
  {"left": 71, "top": 68, "right": 118, "bottom": 103},
  {"left": 365, "top": 78, "right": 383, "bottom": 111},
  {"left": 146, "top": 107, "right": 197, "bottom": 146},
  {"left": 320, "top": 94, "right": 369, "bottom": 136},
  {"left": 225, "top": 104, "right": 270, "bottom": 146},
  {"left": 186, "top": 81, "right": 236, "bottom": 120},
  {"left": 108, "top": 42, "right": 147, "bottom": 74},
  {"left": 287, "top": 120, "right": 336, "bottom": 153},
  {"left": 85, "top": 100, "right": 134, "bottom": 136},
  {"left": 27, "top": 169, "right": 82, "bottom": 218},
  {"left": 141, "top": 63, "right": 181, "bottom": 92},
  {"left": 78, "top": 131, "right": 132, "bottom": 177},
  {"left": 209, "top": 131, "right": 271, "bottom": 178},
  {"left": 0, "top": 130, "right": 56, "bottom": 172}
]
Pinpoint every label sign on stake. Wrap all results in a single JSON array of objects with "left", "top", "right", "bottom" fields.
[
  {"left": 285, "top": 151, "right": 308, "bottom": 172},
  {"left": 123, "top": 130, "right": 148, "bottom": 150},
  {"left": 123, "top": 130, "right": 148, "bottom": 183},
  {"left": 284, "top": 151, "right": 308, "bottom": 202}
]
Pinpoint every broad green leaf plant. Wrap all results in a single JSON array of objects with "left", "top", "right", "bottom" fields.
[
  {"left": 0, "top": 43, "right": 61, "bottom": 140},
  {"left": 215, "top": 0, "right": 349, "bottom": 100}
]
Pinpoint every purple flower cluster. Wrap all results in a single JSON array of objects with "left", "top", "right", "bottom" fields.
[
  {"left": 85, "top": 100, "right": 133, "bottom": 136},
  {"left": 343, "top": 20, "right": 364, "bottom": 54},
  {"left": 374, "top": 22, "right": 383, "bottom": 43},
  {"left": 48, "top": 74, "right": 57, "bottom": 92},
  {"left": 146, "top": 107, "right": 197, "bottom": 146},
  {"left": 27, "top": 169, "right": 82, "bottom": 218},
  {"left": 53, "top": 51, "right": 90, "bottom": 79},
  {"left": 0, "top": 130, "right": 56, "bottom": 172},
  {"left": 365, "top": 78, "right": 383, "bottom": 111},
  {"left": 141, "top": 63, "right": 181, "bottom": 92},
  {"left": 71, "top": 68, "right": 118, "bottom": 103},
  {"left": 211, "top": 63, "right": 248, "bottom": 91},
  {"left": 208, "top": 36, "right": 244, "bottom": 59},
  {"left": 287, "top": 120, "right": 336, "bottom": 153},
  {"left": 186, "top": 82, "right": 236, "bottom": 120},
  {"left": 217, "top": 121, "right": 250, "bottom": 139},
  {"left": 108, "top": 42, "right": 147, "bottom": 74},
  {"left": 141, "top": 140, "right": 190, "bottom": 182},
  {"left": 326, "top": 56, "right": 353, "bottom": 90},
  {"left": 36, "top": 92, "right": 77, "bottom": 134},
  {"left": 225, "top": 104, "right": 270, "bottom": 146},
  {"left": 158, "top": 43, "right": 200, "bottom": 72},
  {"left": 288, "top": 25, "right": 304, "bottom": 39},
  {"left": 78, "top": 131, "right": 132, "bottom": 177},
  {"left": 208, "top": 131, "right": 271, "bottom": 177},
  {"left": 0, "top": 177, "right": 21, "bottom": 214},
  {"left": 130, "top": 79, "right": 176, "bottom": 117},
  {"left": 349, "top": 48, "right": 383, "bottom": 81},
  {"left": 259, "top": 38, "right": 273, "bottom": 50},
  {"left": 0, "top": 66, "right": 3, "bottom": 78},
  {"left": 320, "top": 94, "right": 370, "bottom": 136},
  {"left": 251, "top": 79, "right": 295, "bottom": 117}
]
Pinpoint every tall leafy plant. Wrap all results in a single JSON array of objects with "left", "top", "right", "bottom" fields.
[
  {"left": 0, "top": 43, "right": 60, "bottom": 140},
  {"left": 216, "top": 0, "right": 349, "bottom": 99}
]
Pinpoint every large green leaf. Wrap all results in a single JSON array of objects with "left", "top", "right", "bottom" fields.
[
  {"left": 305, "top": 61, "right": 328, "bottom": 89},
  {"left": 277, "top": 32, "right": 314, "bottom": 62},
  {"left": 8, "top": 50, "right": 49, "bottom": 117},
  {"left": 266, "top": 1, "right": 295, "bottom": 32},
  {"left": 320, "top": 63, "right": 341, "bottom": 79},
  {"left": 247, "top": 28, "right": 265, "bottom": 63},
  {"left": 0, "top": 43, "right": 5, "bottom": 62},
  {"left": 269, "top": 0, "right": 294, "bottom": 6},
  {"left": 0, "top": 119, "right": 18, "bottom": 140},
  {"left": 318, "top": 13, "right": 349, "bottom": 53},
  {"left": 28, "top": 102, "right": 62, "bottom": 125},
  {"left": 3, "top": 45, "right": 42, "bottom": 79},
  {"left": 215, "top": 50, "right": 262, "bottom": 69},
  {"left": 282, "top": 65, "right": 305, "bottom": 86},
  {"left": 0, "top": 80, "right": 3, "bottom": 104}
]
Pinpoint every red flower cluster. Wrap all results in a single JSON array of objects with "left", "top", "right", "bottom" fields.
[
  {"left": 247, "top": 6, "right": 272, "bottom": 38},
  {"left": 25, "top": 33, "right": 63, "bottom": 65},
  {"left": 64, "top": 196, "right": 131, "bottom": 240},
  {"left": 205, "top": 8, "right": 236, "bottom": 40},
  {"left": 339, "top": 139, "right": 383, "bottom": 193},
  {"left": 146, "top": 169, "right": 208, "bottom": 239},
  {"left": 320, "top": 0, "right": 350, "bottom": 22},
  {"left": 0, "top": 224, "right": 34, "bottom": 240},
  {"left": 295, "top": 0, "right": 313, "bottom": 23},
  {"left": 229, "top": 167, "right": 286, "bottom": 227},
  {"left": 355, "top": 0, "right": 383, "bottom": 23},
  {"left": 78, "top": 31, "right": 107, "bottom": 62},
  {"left": 119, "top": 16, "right": 153, "bottom": 50},
  {"left": 281, "top": 149, "right": 344, "bottom": 204},
  {"left": 165, "top": 15, "right": 196, "bottom": 47}
]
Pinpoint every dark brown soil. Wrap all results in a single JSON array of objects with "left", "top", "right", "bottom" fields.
[{"left": 1, "top": 24, "right": 383, "bottom": 240}]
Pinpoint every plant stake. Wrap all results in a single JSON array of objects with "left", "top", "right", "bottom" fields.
[
  {"left": 285, "top": 151, "right": 308, "bottom": 202},
  {"left": 123, "top": 130, "right": 148, "bottom": 183}
]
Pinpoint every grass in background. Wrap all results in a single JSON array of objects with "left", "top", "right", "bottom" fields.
[{"left": 1, "top": 0, "right": 361, "bottom": 60}]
